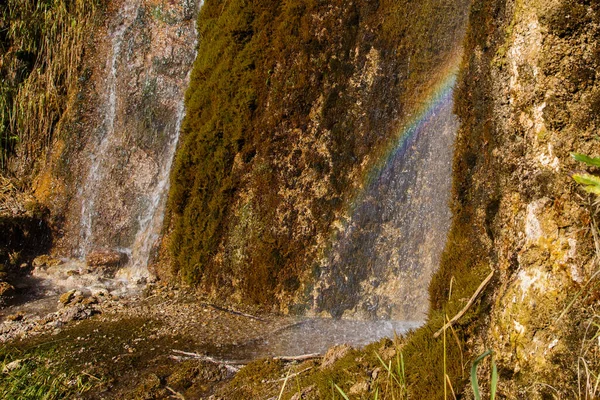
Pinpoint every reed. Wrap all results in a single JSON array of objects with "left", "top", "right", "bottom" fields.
[{"left": 0, "top": 0, "right": 99, "bottom": 171}]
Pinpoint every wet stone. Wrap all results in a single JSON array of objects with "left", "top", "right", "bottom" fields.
[
  {"left": 86, "top": 249, "right": 128, "bottom": 272},
  {"left": 6, "top": 312, "right": 24, "bottom": 322},
  {"left": 32, "top": 255, "right": 62, "bottom": 269},
  {"left": 59, "top": 290, "right": 77, "bottom": 305}
]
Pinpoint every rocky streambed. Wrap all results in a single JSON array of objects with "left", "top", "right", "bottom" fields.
[{"left": 0, "top": 273, "right": 420, "bottom": 399}]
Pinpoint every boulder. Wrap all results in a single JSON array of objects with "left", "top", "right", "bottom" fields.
[{"left": 86, "top": 249, "right": 128, "bottom": 274}]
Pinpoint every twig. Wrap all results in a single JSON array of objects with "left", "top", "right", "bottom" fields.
[
  {"left": 165, "top": 386, "right": 186, "bottom": 400},
  {"left": 273, "top": 353, "right": 322, "bottom": 362},
  {"left": 171, "top": 349, "right": 242, "bottom": 372},
  {"left": 200, "top": 302, "right": 265, "bottom": 322},
  {"left": 434, "top": 270, "right": 494, "bottom": 338}
]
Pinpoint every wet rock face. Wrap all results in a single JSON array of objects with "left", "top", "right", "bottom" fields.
[
  {"left": 52, "top": 0, "right": 200, "bottom": 279},
  {"left": 163, "top": 0, "right": 471, "bottom": 311},
  {"left": 314, "top": 90, "right": 457, "bottom": 320},
  {"left": 446, "top": 0, "right": 600, "bottom": 395}
]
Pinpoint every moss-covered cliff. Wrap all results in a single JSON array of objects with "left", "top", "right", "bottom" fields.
[
  {"left": 203, "top": 0, "right": 600, "bottom": 398},
  {"left": 163, "top": 0, "right": 470, "bottom": 310}
]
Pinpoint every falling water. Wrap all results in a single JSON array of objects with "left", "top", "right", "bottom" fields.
[
  {"left": 123, "top": 96, "right": 188, "bottom": 280},
  {"left": 314, "top": 78, "right": 458, "bottom": 320},
  {"left": 53, "top": 0, "right": 202, "bottom": 285},
  {"left": 79, "top": 0, "right": 141, "bottom": 257}
]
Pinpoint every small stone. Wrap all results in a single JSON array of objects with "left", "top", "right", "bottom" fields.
[
  {"left": 3, "top": 359, "right": 24, "bottom": 373},
  {"left": 6, "top": 312, "right": 24, "bottom": 322},
  {"left": 349, "top": 380, "right": 369, "bottom": 395},
  {"left": 321, "top": 344, "right": 353, "bottom": 370},
  {"left": 71, "top": 295, "right": 85, "bottom": 304},
  {"left": 371, "top": 367, "right": 381, "bottom": 380},
  {"left": 32, "top": 255, "right": 63, "bottom": 269},
  {"left": 0, "top": 282, "right": 15, "bottom": 296},
  {"left": 59, "top": 290, "right": 76, "bottom": 305},
  {"left": 83, "top": 296, "right": 98, "bottom": 306}
]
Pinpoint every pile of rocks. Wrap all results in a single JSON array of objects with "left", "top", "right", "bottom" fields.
[{"left": 0, "top": 288, "right": 116, "bottom": 342}]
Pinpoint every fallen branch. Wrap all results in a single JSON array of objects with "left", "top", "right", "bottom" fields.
[
  {"left": 200, "top": 302, "right": 265, "bottom": 322},
  {"left": 273, "top": 353, "right": 322, "bottom": 362},
  {"left": 171, "top": 350, "right": 243, "bottom": 373},
  {"left": 165, "top": 385, "right": 186, "bottom": 400},
  {"left": 433, "top": 270, "right": 495, "bottom": 339}
]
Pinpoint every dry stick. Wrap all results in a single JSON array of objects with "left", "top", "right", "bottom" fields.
[
  {"left": 273, "top": 353, "right": 323, "bottom": 362},
  {"left": 433, "top": 270, "right": 495, "bottom": 339},
  {"left": 165, "top": 386, "right": 186, "bottom": 400},
  {"left": 200, "top": 302, "right": 266, "bottom": 322},
  {"left": 171, "top": 350, "right": 243, "bottom": 373}
]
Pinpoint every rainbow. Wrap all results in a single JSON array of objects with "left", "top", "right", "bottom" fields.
[{"left": 351, "top": 62, "right": 460, "bottom": 211}]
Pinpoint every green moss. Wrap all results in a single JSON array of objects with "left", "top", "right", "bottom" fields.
[{"left": 166, "top": 0, "right": 472, "bottom": 308}]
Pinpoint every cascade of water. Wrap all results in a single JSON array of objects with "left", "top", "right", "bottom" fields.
[
  {"left": 56, "top": 0, "right": 202, "bottom": 286},
  {"left": 121, "top": 79, "right": 192, "bottom": 281},
  {"left": 78, "top": 0, "right": 141, "bottom": 258},
  {"left": 314, "top": 82, "right": 458, "bottom": 320}
]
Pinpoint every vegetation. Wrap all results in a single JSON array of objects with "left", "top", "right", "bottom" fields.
[
  {"left": 572, "top": 153, "right": 600, "bottom": 196},
  {"left": 166, "top": 0, "right": 470, "bottom": 305},
  {"left": 0, "top": 345, "right": 97, "bottom": 399},
  {"left": 0, "top": 0, "right": 100, "bottom": 173}
]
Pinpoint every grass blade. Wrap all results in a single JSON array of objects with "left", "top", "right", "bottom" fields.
[
  {"left": 471, "top": 349, "right": 492, "bottom": 400},
  {"left": 573, "top": 173, "right": 600, "bottom": 188},
  {"left": 277, "top": 369, "right": 291, "bottom": 400},
  {"left": 334, "top": 383, "right": 350, "bottom": 400},
  {"left": 491, "top": 355, "right": 498, "bottom": 400},
  {"left": 572, "top": 153, "right": 600, "bottom": 168}
]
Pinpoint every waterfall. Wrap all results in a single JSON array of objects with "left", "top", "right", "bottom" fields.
[
  {"left": 79, "top": 0, "right": 141, "bottom": 258},
  {"left": 314, "top": 77, "right": 458, "bottom": 320},
  {"left": 61, "top": 0, "right": 201, "bottom": 284}
]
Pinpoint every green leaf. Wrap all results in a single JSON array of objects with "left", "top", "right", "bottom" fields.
[
  {"left": 582, "top": 185, "right": 600, "bottom": 196},
  {"left": 573, "top": 173, "right": 600, "bottom": 188},
  {"left": 491, "top": 355, "right": 498, "bottom": 400},
  {"left": 471, "top": 349, "right": 492, "bottom": 400},
  {"left": 572, "top": 153, "right": 600, "bottom": 167}
]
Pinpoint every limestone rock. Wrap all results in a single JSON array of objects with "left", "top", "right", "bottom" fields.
[
  {"left": 58, "top": 304, "right": 98, "bottom": 323},
  {"left": 59, "top": 289, "right": 76, "bottom": 305},
  {"left": 321, "top": 344, "right": 353, "bottom": 370},
  {"left": 349, "top": 380, "right": 369, "bottom": 395},
  {"left": 32, "top": 255, "right": 62, "bottom": 269},
  {"left": 6, "top": 312, "right": 24, "bottom": 321},
  {"left": 2, "top": 359, "right": 24, "bottom": 374}
]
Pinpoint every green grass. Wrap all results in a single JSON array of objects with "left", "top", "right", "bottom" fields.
[{"left": 0, "top": 345, "right": 100, "bottom": 399}]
